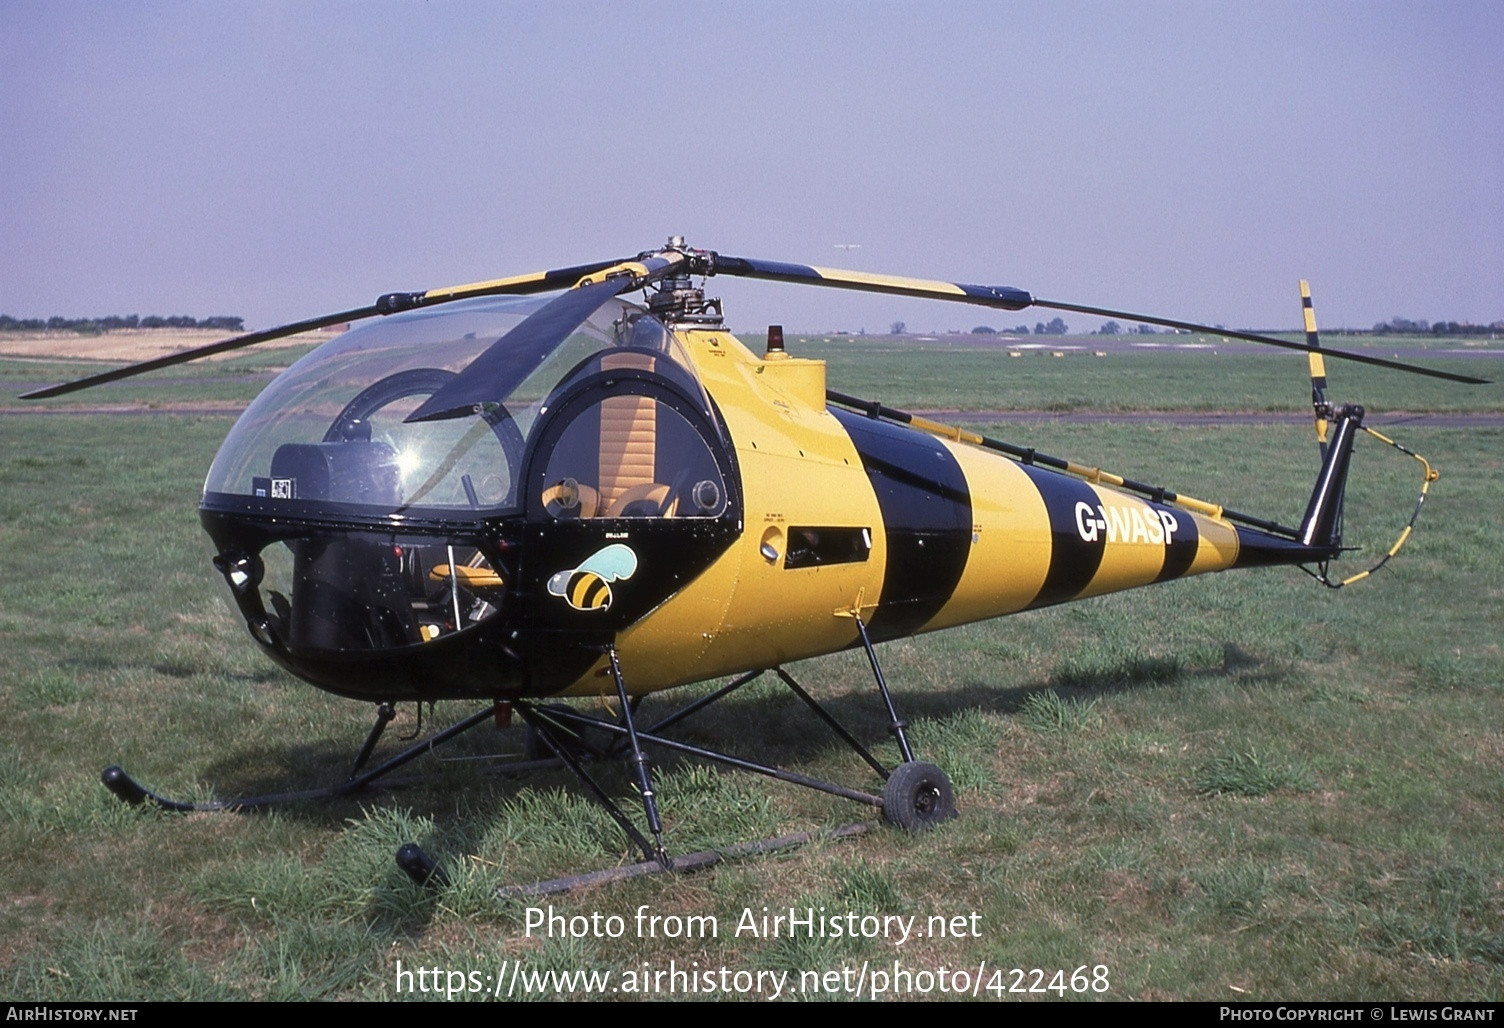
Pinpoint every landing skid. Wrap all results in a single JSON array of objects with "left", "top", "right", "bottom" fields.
[
  {"left": 493, "top": 821, "right": 877, "bottom": 899},
  {"left": 100, "top": 617, "right": 956, "bottom": 893},
  {"left": 400, "top": 619, "right": 957, "bottom": 891},
  {"left": 100, "top": 702, "right": 506, "bottom": 812}
]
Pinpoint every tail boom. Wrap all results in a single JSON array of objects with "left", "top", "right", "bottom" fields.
[{"left": 823, "top": 393, "right": 1369, "bottom": 639}]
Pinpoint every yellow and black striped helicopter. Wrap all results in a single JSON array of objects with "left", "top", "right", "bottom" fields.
[{"left": 23, "top": 237, "right": 1485, "bottom": 885}]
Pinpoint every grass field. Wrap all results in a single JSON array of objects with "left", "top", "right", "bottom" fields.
[
  {"left": 1, "top": 337, "right": 1500, "bottom": 1001},
  {"left": 794, "top": 334, "right": 1503, "bottom": 415}
]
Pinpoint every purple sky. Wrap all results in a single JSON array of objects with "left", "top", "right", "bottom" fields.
[{"left": 4, "top": 1, "right": 1501, "bottom": 336}]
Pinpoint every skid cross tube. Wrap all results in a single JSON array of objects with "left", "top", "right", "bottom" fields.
[
  {"left": 520, "top": 664, "right": 899, "bottom": 808},
  {"left": 542, "top": 660, "right": 899, "bottom": 793},
  {"left": 775, "top": 668, "right": 891, "bottom": 779},
  {"left": 485, "top": 639, "right": 928, "bottom": 876},
  {"left": 548, "top": 716, "right": 885, "bottom": 807},
  {"left": 349, "top": 702, "right": 398, "bottom": 778},
  {"left": 644, "top": 669, "right": 766, "bottom": 736}
]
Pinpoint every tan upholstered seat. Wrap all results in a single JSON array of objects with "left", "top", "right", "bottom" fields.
[
  {"left": 597, "top": 353, "right": 658, "bottom": 512},
  {"left": 605, "top": 482, "right": 676, "bottom": 518}
]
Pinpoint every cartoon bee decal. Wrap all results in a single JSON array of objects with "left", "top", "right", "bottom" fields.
[{"left": 546, "top": 543, "right": 639, "bottom": 612}]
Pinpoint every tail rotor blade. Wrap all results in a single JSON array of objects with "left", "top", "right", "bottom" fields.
[{"left": 1301, "top": 280, "right": 1330, "bottom": 456}]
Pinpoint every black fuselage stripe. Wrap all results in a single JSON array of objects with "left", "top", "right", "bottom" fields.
[
  {"left": 1020, "top": 464, "right": 1105, "bottom": 608},
  {"left": 1151, "top": 501, "right": 1199, "bottom": 582},
  {"left": 832, "top": 409, "right": 972, "bottom": 640}
]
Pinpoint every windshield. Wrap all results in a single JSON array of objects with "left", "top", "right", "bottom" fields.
[{"left": 202, "top": 295, "right": 711, "bottom": 519}]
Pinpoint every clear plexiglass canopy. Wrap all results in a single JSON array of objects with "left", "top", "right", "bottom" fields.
[{"left": 203, "top": 295, "right": 714, "bottom": 519}]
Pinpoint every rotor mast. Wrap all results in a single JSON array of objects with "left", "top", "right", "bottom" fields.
[{"left": 643, "top": 236, "right": 725, "bottom": 327}]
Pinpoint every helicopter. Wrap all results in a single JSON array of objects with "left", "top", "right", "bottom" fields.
[{"left": 22, "top": 236, "right": 1486, "bottom": 883}]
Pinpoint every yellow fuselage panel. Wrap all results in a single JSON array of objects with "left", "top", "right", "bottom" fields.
[
  {"left": 924, "top": 443, "right": 1052, "bottom": 631},
  {"left": 713, "top": 445, "right": 881, "bottom": 663},
  {"left": 1073, "top": 487, "right": 1179, "bottom": 599},
  {"left": 1189, "top": 514, "right": 1240, "bottom": 573},
  {"left": 564, "top": 326, "right": 1251, "bottom": 697},
  {"left": 599, "top": 329, "right": 884, "bottom": 694}
]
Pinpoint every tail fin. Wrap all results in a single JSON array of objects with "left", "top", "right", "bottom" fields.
[
  {"left": 1297, "top": 403, "right": 1363, "bottom": 548},
  {"left": 1297, "top": 281, "right": 1352, "bottom": 548},
  {"left": 1239, "top": 280, "right": 1436, "bottom": 579}
]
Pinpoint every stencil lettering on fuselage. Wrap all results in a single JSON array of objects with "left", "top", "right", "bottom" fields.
[{"left": 1074, "top": 501, "right": 1178, "bottom": 545}]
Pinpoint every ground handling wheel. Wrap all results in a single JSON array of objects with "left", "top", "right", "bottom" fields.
[{"left": 881, "top": 761, "right": 957, "bottom": 832}]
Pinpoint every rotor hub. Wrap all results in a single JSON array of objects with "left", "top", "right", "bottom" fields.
[{"left": 647, "top": 240, "right": 723, "bottom": 327}]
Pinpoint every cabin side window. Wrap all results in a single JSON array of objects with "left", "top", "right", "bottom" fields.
[{"left": 530, "top": 370, "right": 731, "bottom": 521}]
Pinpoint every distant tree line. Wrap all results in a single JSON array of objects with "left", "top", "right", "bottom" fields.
[
  {"left": 1092, "top": 321, "right": 1166, "bottom": 336},
  {"left": 1371, "top": 318, "right": 1503, "bottom": 337},
  {"left": 873, "top": 314, "right": 1497, "bottom": 339},
  {"left": 965, "top": 319, "right": 1076, "bottom": 335},
  {"left": 0, "top": 314, "right": 245, "bottom": 334}
]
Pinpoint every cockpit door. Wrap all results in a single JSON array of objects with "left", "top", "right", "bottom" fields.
[{"left": 516, "top": 358, "right": 742, "bottom": 633}]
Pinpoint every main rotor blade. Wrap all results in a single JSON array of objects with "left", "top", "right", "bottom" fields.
[
  {"left": 18, "top": 258, "right": 627, "bottom": 400},
  {"left": 404, "top": 254, "right": 685, "bottom": 424},
  {"left": 18, "top": 305, "right": 378, "bottom": 399},
  {"left": 706, "top": 253, "right": 1487, "bottom": 386},
  {"left": 1031, "top": 298, "right": 1491, "bottom": 385},
  {"left": 710, "top": 255, "right": 1034, "bottom": 310}
]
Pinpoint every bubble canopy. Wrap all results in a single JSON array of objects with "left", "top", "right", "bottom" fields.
[{"left": 202, "top": 295, "right": 715, "bottom": 522}]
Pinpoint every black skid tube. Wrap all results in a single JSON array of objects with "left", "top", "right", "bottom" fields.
[
  {"left": 493, "top": 821, "right": 877, "bottom": 898},
  {"left": 528, "top": 706, "right": 884, "bottom": 808},
  {"left": 100, "top": 703, "right": 504, "bottom": 812}
]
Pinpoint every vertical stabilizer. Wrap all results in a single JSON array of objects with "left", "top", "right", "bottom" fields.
[{"left": 1298, "top": 404, "right": 1363, "bottom": 549}]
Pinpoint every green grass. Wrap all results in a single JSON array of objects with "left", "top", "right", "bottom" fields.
[
  {"left": 775, "top": 333, "right": 1503, "bottom": 414},
  {"left": 1017, "top": 691, "right": 1101, "bottom": 737},
  {"left": 2, "top": 342, "right": 1500, "bottom": 1001},
  {"left": 1194, "top": 749, "right": 1316, "bottom": 797},
  {"left": 0, "top": 342, "right": 316, "bottom": 409}
]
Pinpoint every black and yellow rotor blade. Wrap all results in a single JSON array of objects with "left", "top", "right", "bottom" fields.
[
  {"left": 404, "top": 253, "right": 686, "bottom": 424},
  {"left": 1027, "top": 296, "right": 1489, "bottom": 385},
  {"left": 704, "top": 252, "right": 1487, "bottom": 385},
  {"left": 1302, "top": 279, "right": 1330, "bottom": 455},
  {"left": 18, "top": 257, "right": 627, "bottom": 400},
  {"left": 24, "top": 242, "right": 1492, "bottom": 401},
  {"left": 708, "top": 254, "right": 1034, "bottom": 310},
  {"left": 19, "top": 304, "right": 380, "bottom": 399}
]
